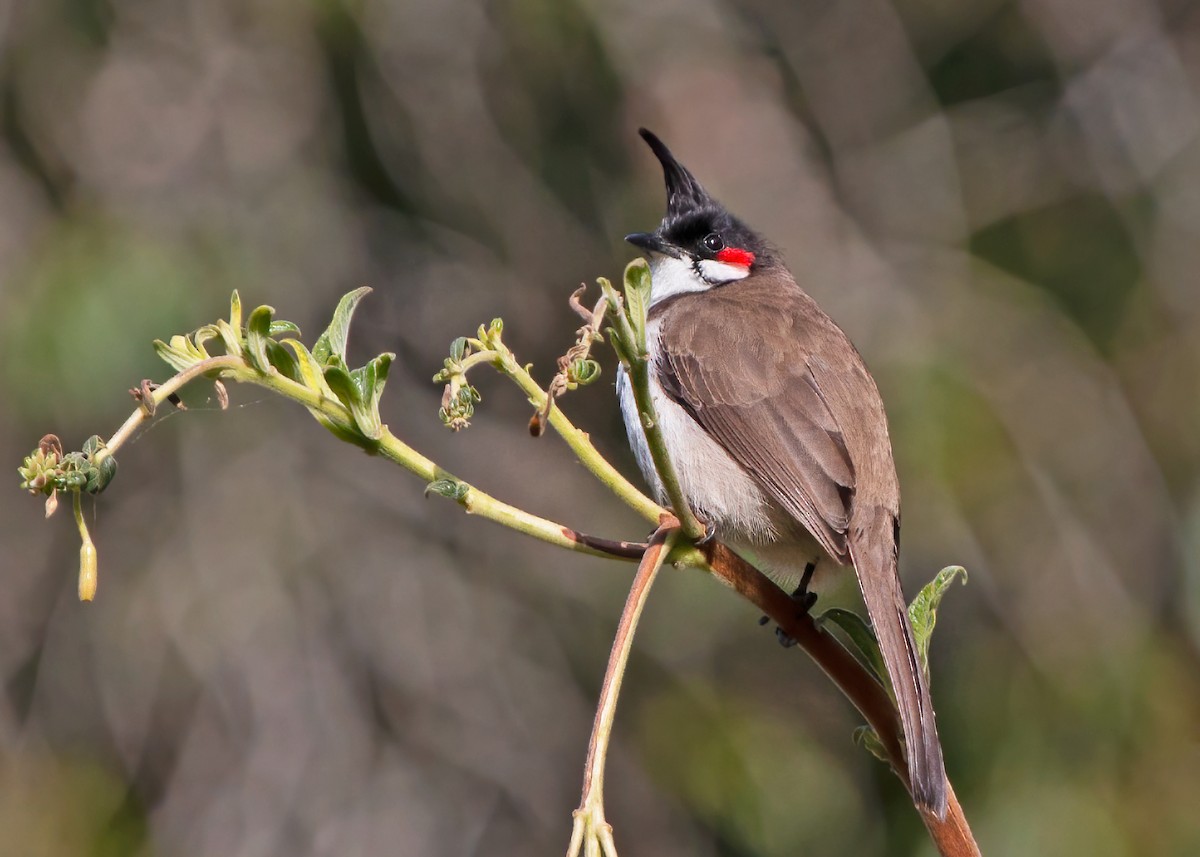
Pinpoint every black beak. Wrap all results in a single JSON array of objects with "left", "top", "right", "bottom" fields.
[{"left": 625, "top": 232, "right": 680, "bottom": 257}]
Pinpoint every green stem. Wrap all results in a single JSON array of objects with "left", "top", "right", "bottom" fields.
[
  {"left": 598, "top": 277, "right": 705, "bottom": 541},
  {"left": 102, "top": 356, "right": 245, "bottom": 459},
  {"left": 100, "top": 357, "right": 637, "bottom": 562},
  {"left": 624, "top": 356, "right": 705, "bottom": 541},
  {"left": 488, "top": 348, "right": 664, "bottom": 525},
  {"left": 73, "top": 491, "right": 97, "bottom": 601}
]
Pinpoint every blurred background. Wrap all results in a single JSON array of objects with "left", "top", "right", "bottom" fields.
[{"left": 1, "top": 0, "right": 1198, "bottom": 854}]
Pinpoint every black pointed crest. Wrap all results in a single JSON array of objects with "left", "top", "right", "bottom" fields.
[{"left": 638, "top": 128, "right": 714, "bottom": 220}]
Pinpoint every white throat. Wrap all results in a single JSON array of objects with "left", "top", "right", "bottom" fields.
[{"left": 647, "top": 253, "right": 750, "bottom": 307}]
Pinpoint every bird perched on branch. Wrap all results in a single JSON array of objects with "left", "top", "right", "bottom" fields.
[{"left": 618, "top": 128, "right": 947, "bottom": 817}]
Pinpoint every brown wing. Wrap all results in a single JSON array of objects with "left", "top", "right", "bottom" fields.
[
  {"left": 654, "top": 276, "right": 949, "bottom": 815},
  {"left": 655, "top": 284, "right": 856, "bottom": 562}
]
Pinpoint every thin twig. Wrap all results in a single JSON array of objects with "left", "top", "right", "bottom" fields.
[
  {"left": 568, "top": 519, "right": 679, "bottom": 857},
  {"left": 561, "top": 531, "right": 648, "bottom": 560},
  {"left": 531, "top": 287, "right": 608, "bottom": 436},
  {"left": 102, "top": 356, "right": 244, "bottom": 459},
  {"left": 488, "top": 346, "right": 663, "bottom": 524}
]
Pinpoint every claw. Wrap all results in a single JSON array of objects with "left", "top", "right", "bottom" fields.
[{"left": 695, "top": 519, "right": 717, "bottom": 545}]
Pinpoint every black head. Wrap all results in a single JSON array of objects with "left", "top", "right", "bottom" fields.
[{"left": 626, "top": 128, "right": 772, "bottom": 274}]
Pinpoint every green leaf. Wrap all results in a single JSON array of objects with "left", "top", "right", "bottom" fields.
[
  {"left": 194, "top": 324, "right": 220, "bottom": 354},
  {"left": 244, "top": 305, "right": 276, "bottom": 373},
  {"left": 89, "top": 452, "right": 117, "bottom": 494},
  {"left": 77, "top": 436, "right": 117, "bottom": 494},
  {"left": 348, "top": 368, "right": 378, "bottom": 438},
  {"left": 567, "top": 358, "right": 601, "bottom": 387},
  {"left": 623, "top": 258, "right": 652, "bottom": 354},
  {"left": 323, "top": 363, "right": 359, "bottom": 411},
  {"left": 154, "top": 336, "right": 205, "bottom": 373},
  {"left": 264, "top": 339, "right": 300, "bottom": 382},
  {"left": 821, "top": 608, "right": 888, "bottom": 686},
  {"left": 228, "top": 290, "right": 242, "bottom": 332},
  {"left": 908, "top": 565, "right": 968, "bottom": 678},
  {"left": 853, "top": 725, "right": 889, "bottom": 764},
  {"left": 600, "top": 276, "right": 637, "bottom": 366},
  {"left": 342, "top": 353, "right": 394, "bottom": 440},
  {"left": 424, "top": 478, "right": 469, "bottom": 501},
  {"left": 449, "top": 337, "right": 468, "bottom": 362},
  {"left": 281, "top": 339, "right": 336, "bottom": 399},
  {"left": 269, "top": 320, "right": 301, "bottom": 337},
  {"left": 215, "top": 319, "right": 243, "bottom": 357},
  {"left": 365, "top": 352, "right": 393, "bottom": 400},
  {"left": 313, "top": 287, "right": 372, "bottom": 366}
]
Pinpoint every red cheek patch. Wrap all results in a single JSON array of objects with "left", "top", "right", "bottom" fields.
[{"left": 716, "top": 247, "right": 756, "bottom": 268}]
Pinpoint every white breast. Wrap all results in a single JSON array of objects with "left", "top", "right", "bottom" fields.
[{"left": 616, "top": 318, "right": 778, "bottom": 542}]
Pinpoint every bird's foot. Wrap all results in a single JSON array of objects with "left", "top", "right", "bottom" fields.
[
  {"left": 792, "top": 561, "right": 819, "bottom": 612},
  {"left": 766, "top": 562, "right": 818, "bottom": 648}
]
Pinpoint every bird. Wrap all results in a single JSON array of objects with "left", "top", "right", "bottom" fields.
[{"left": 617, "top": 127, "right": 947, "bottom": 816}]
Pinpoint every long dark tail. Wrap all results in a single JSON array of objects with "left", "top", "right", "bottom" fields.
[{"left": 849, "top": 506, "right": 947, "bottom": 818}]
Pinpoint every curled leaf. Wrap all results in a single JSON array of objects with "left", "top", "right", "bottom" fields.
[
  {"left": 908, "top": 566, "right": 968, "bottom": 678},
  {"left": 567, "top": 358, "right": 601, "bottom": 387},
  {"left": 245, "top": 305, "right": 276, "bottom": 373}
]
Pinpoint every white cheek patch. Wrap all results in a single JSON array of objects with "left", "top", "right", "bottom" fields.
[
  {"left": 697, "top": 258, "right": 751, "bottom": 284},
  {"left": 647, "top": 254, "right": 710, "bottom": 306}
]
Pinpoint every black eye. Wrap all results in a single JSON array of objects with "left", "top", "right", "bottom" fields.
[{"left": 702, "top": 233, "right": 724, "bottom": 252}]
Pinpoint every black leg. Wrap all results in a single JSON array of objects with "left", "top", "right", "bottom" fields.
[
  {"left": 772, "top": 562, "right": 818, "bottom": 648},
  {"left": 791, "top": 561, "right": 818, "bottom": 612}
]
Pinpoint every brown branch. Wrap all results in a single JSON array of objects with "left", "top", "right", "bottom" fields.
[
  {"left": 922, "top": 783, "right": 978, "bottom": 857},
  {"left": 704, "top": 543, "right": 981, "bottom": 857},
  {"left": 560, "top": 528, "right": 648, "bottom": 560}
]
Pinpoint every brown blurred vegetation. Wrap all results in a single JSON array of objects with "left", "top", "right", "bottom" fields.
[{"left": 2, "top": 0, "right": 1199, "bottom": 855}]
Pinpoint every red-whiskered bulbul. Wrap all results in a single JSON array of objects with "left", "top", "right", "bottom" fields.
[{"left": 618, "top": 128, "right": 947, "bottom": 816}]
